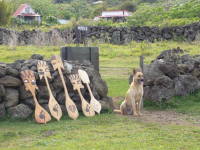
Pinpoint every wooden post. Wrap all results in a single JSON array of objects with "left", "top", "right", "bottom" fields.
[
  {"left": 139, "top": 55, "right": 144, "bottom": 110},
  {"left": 140, "top": 55, "right": 144, "bottom": 72}
]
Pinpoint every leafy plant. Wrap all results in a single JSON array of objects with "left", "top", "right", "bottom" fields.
[
  {"left": 119, "top": 1, "right": 137, "bottom": 12},
  {"left": 45, "top": 16, "right": 58, "bottom": 25},
  {"left": 0, "top": 0, "right": 13, "bottom": 25}
]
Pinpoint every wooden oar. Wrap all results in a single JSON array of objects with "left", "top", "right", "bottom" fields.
[
  {"left": 20, "top": 70, "right": 51, "bottom": 124},
  {"left": 51, "top": 56, "right": 79, "bottom": 120},
  {"left": 69, "top": 74, "right": 95, "bottom": 117},
  {"left": 78, "top": 69, "right": 102, "bottom": 114},
  {"left": 37, "top": 60, "right": 62, "bottom": 121}
]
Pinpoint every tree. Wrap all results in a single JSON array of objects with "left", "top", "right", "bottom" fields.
[
  {"left": 92, "top": 3, "right": 107, "bottom": 17},
  {"left": 119, "top": 1, "right": 136, "bottom": 12},
  {"left": 0, "top": 0, "right": 12, "bottom": 25},
  {"left": 69, "top": 0, "right": 91, "bottom": 20}
]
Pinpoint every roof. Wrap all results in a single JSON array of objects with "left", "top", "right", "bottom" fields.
[
  {"left": 18, "top": 14, "right": 40, "bottom": 17},
  {"left": 13, "top": 4, "right": 40, "bottom": 17},
  {"left": 13, "top": 4, "right": 28, "bottom": 17},
  {"left": 99, "top": 10, "right": 132, "bottom": 18},
  {"left": 102, "top": 10, "right": 130, "bottom": 12},
  {"left": 92, "top": 1, "right": 103, "bottom": 4}
]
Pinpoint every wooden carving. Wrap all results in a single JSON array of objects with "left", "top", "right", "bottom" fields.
[
  {"left": 78, "top": 69, "right": 101, "bottom": 114},
  {"left": 51, "top": 55, "right": 79, "bottom": 120},
  {"left": 69, "top": 74, "right": 95, "bottom": 117},
  {"left": 37, "top": 60, "right": 62, "bottom": 121},
  {"left": 20, "top": 70, "right": 51, "bottom": 124}
]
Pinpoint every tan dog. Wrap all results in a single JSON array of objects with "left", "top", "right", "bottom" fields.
[{"left": 114, "top": 68, "right": 144, "bottom": 116}]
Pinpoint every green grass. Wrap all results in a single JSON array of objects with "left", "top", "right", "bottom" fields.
[
  {"left": 0, "top": 41, "right": 200, "bottom": 150},
  {"left": 0, "top": 46, "right": 60, "bottom": 62},
  {"left": 0, "top": 114, "right": 200, "bottom": 150},
  {"left": 1, "top": 40, "right": 200, "bottom": 64},
  {"left": 143, "top": 91, "right": 200, "bottom": 114},
  {"left": 105, "top": 78, "right": 129, "bottom": 97},
  {"left": 169, "top": 91, "right": 200, "bottom": 116}
]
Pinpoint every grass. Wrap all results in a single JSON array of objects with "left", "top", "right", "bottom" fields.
[
  {"left": 0, "top": 114, "right": 200, "bottom": 150},
  {"left": 0, "top": 41, "right": 200, "bottom": 150},
  {"left": 2, "top": 40, "right": 200, "bottom": 65}
]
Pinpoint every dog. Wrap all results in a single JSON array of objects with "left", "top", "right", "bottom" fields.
[{"left": 114, "top": 68, "right": 144, "bottom": 116}]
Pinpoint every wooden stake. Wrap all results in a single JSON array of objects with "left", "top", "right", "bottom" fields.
[
  {"left": 20, "top": 70, "right": 51, "bottom": 124},
  {"left": 51, "top": 56, "right": 79, "bottom": 120},
  {"left": 78, "top": 69, "right": 101, "bottom": 114},
  {"left": 69, "top": 74, "right": 95, "bottom": 117},
  {"left": 37, "top": 60, "right": 62, "bottom": 121}
]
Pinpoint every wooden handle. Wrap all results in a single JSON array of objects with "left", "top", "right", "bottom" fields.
[
  {"left": 86, "top": 84, "right": 95, "bottom": 99},
  {"left": 86, "top": 84, "right": 102, "bottom": 114},
  {"left": 58, "top": 68, "right": 69, "bottom": 98},
  {"left": 21, "top": 70, "right": 51, "bottom": 124},
  {"left": 44, "top": 76, "right": 62, "bottom": 121},
  {"left": 77, "top": 88, "right": 95, "bottom": 117},
  {"left": 37, "top": 60, "right": 62, "bottom": 121},
  {"left": 58, "top": 68, "right": 79, "bottom": 120},
  {"left": 51, "top": 56, "right": 79, "bottom": 120}
]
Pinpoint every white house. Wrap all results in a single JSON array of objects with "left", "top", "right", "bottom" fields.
[
  {"left": 94, "top": 10, "right": 132, "bottom": 22},
  {"left": 13, "top": 4, "right": 41, "bottom": 24}
]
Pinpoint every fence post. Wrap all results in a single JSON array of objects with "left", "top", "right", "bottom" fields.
[
  {"left": 140, "top": 55, "right": 144, "bottom": 72},
  {"left": 140, "top": 55, "right": 144, "bottom": 110}
]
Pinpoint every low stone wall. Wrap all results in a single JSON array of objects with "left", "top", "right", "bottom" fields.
[
  {"left": 0, "top": 55, "right": 113, "bottom": 119},
  {"left": 142, "top": 48, "right": 200, "bottom": 102},
  {"left": 1, "top": 22, "right": 200, "bottom": 45}
]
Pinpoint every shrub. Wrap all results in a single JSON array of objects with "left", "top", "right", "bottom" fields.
[
  {"left": 0, "top": 0, "right": 13, "bottom": 25},
  {"left": 45, "top": 16, "right": 58, "bottom": 25},
  {"left": 119, "top": 1, "right": 137, "bottom": 12}
]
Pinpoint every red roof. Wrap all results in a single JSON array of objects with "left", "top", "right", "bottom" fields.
[
  {"left": 13, "top": 4, "right": 28, "bottom": 17},
  {"left": 13, "top": 4, "right": 40, "bottom": 17}
]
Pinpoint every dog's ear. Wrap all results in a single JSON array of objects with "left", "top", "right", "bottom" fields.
[
  {"left": 133, "top": 68, "right": 141, "bottom": 75},
  {"left": 133, "top": 68, "right": 137, "bottom": 75}
]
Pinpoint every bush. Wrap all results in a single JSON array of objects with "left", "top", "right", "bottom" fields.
[
  {"left": 45, "top": 16, "right": 58, "bottom": 25},
  {"left": 0, "top": 0, "right": 13, "bottom": 25},
  {"left": 119, "top": 1, "right": 137, "bottom": 12}
]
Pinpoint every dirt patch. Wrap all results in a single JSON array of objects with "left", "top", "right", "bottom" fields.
[
  {"left": 41, "top": 130, "right": 56, "bottom": 137},
  {"left": 113, "top": 97, "right": 200, "bottom": 126},
  {"left": 134, "top": 110, "right": 200, "bottom": 126}
]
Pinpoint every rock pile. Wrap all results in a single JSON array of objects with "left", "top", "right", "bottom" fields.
[
  {"left": 0, "top": 55, "right": 113, "bottom": 119},
  {"left": 142, "top": 48, "right": 200, "bottom": 102}
]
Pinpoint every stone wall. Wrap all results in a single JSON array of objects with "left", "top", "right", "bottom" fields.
[
  {"left": 0, "top": 55, "right": 113, "bottom": 119},
  {"left": 1, "top": 22, "right": 200, "bottom": 45},
  {"left": 130, "top": 48, "right": 200, "bottom": 102}
]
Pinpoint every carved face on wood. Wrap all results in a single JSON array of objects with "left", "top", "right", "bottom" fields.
[
  {"left": 20, "top": 70, "right": 38, "bottom": 93},
  {"left": 51, "top": 55, "right": 64, "bottom": 70},
  {"left": 69, "top": 74, "right": 84, "bottom": 90},
  {"left": 37, "top": 60, "right": 51, "bottom": 79}
]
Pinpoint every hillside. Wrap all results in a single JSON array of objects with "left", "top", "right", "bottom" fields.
[{"left": 5, "top": 0, "right": 200, "bottom": 27}]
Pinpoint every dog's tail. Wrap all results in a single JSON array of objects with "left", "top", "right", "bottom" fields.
[{"left": 113, "top": 109, "right": 121, "bottom": 114}]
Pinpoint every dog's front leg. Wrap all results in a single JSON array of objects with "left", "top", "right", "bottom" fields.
[
  {"left": 138, "top": 98, "right": 143, "bottom": 116},
  {"left": 132, "top": 98, "right": 138, "bottom": 116}
]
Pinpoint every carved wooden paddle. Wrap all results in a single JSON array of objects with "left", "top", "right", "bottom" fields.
[
  {"left": 37, "top": 60, "right": 62, "bottom": 121},
  {"left": 51, "top": 56, "right": 79, "bottom": 120},
  {"left": 21, "top": 70, "right": 51, "bottom": 124},
  {"left": 69, "top": 74, "right": 95, "bottom": 117},
  {"left": 78, "top": 69, "right": 102, "bottom": 114}
]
